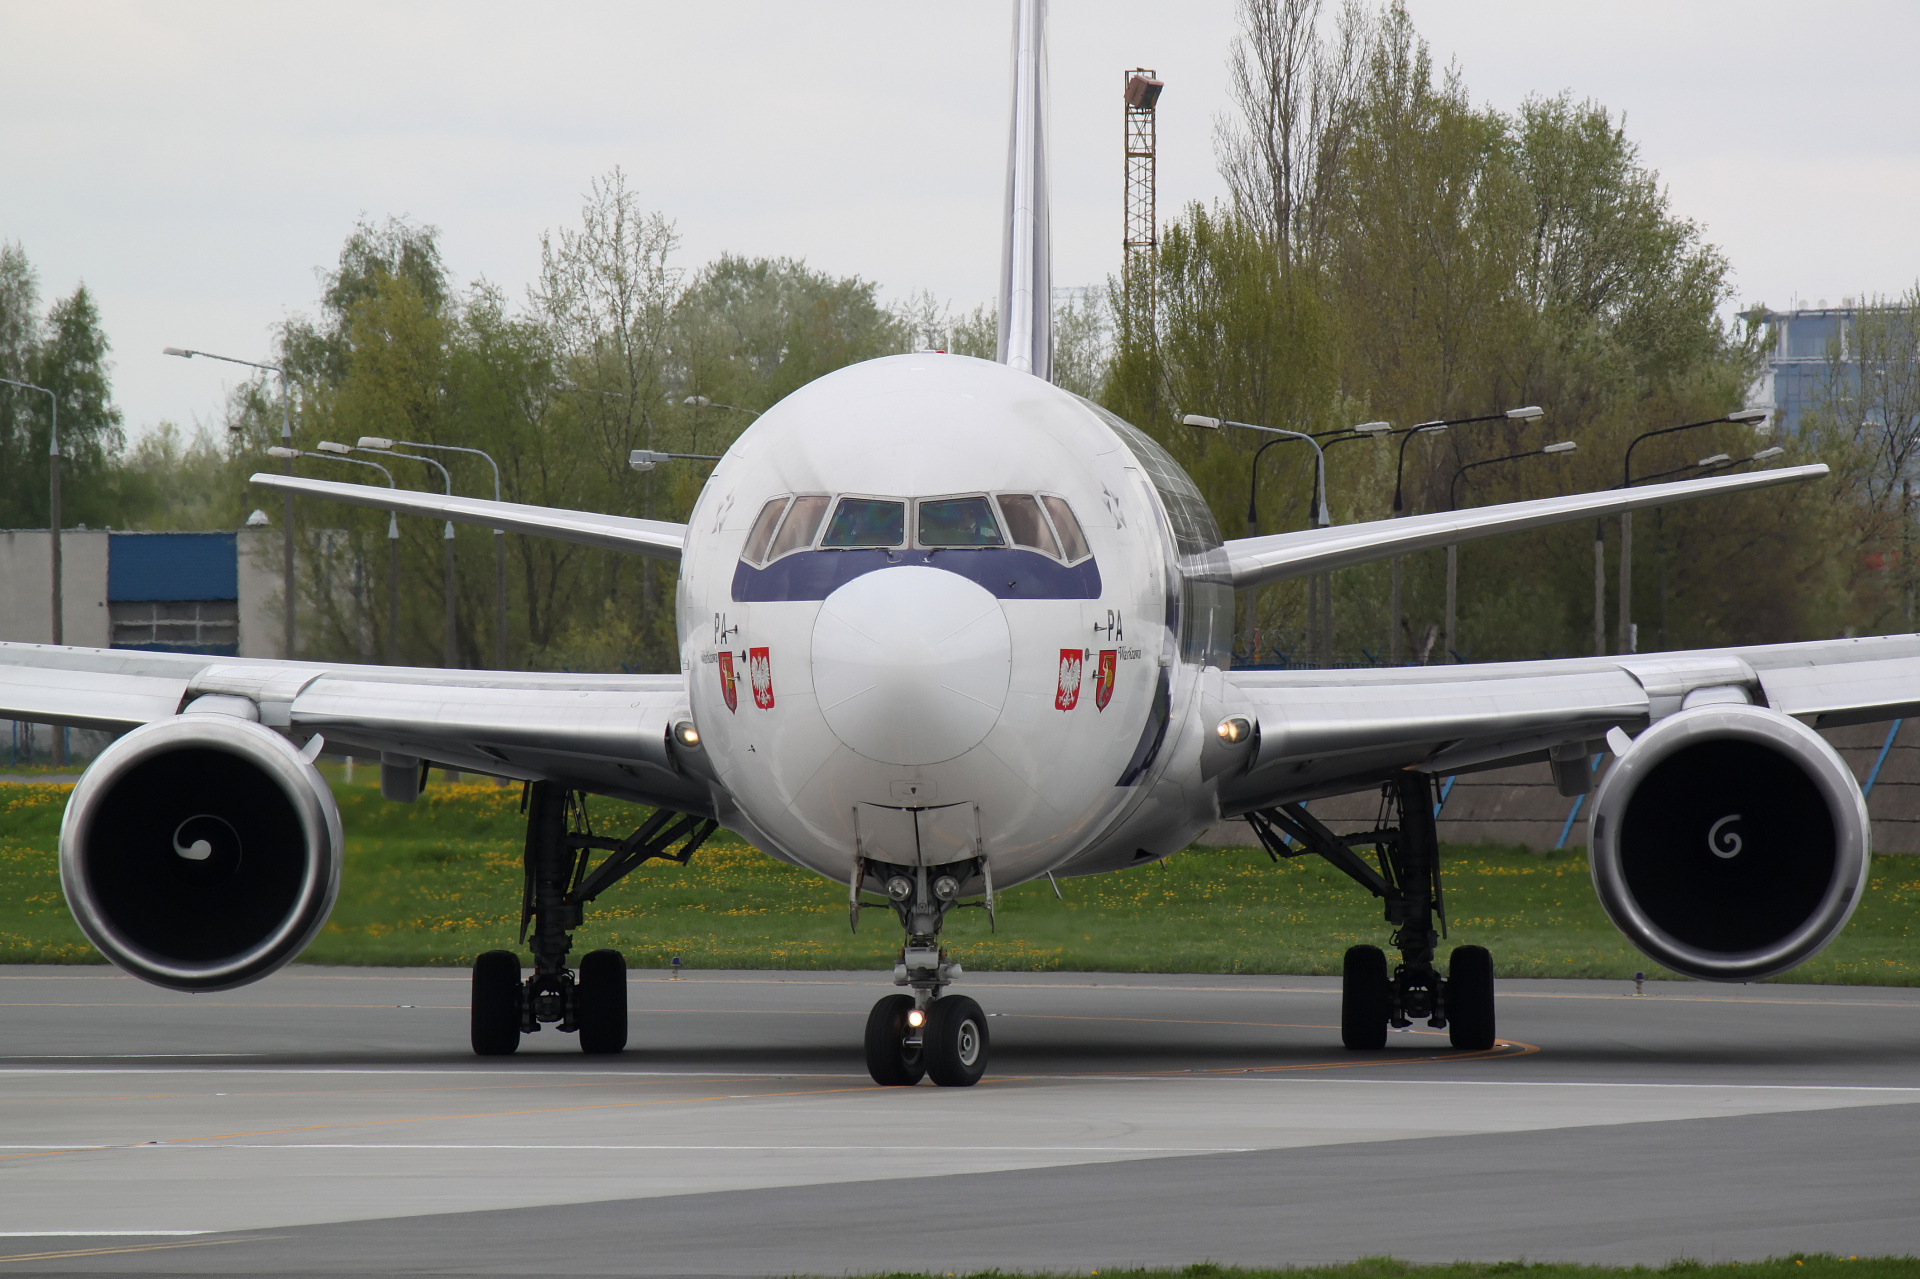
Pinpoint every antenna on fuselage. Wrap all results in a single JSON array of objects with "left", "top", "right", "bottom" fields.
[{"left": 995, "top": 0, "right": 1051, "bottom": 382}]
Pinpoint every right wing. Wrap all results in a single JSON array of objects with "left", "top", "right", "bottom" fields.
[
  {"left": 0, "top": 642, "right": 714, "bottom": 815},
  {"left": 247, "top": 474, "right": 686, "bottom": 562}
]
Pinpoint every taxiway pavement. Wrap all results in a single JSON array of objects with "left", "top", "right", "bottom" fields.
[{"left": 1, "top": 966, "right": 1915, "bottom": 1274}]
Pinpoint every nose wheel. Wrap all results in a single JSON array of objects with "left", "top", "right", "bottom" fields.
[{"left": 864, "top": 993, "right": 990, "bottom": 1086}]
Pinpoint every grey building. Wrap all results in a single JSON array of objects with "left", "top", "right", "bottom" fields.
[{"left": 1745, "top": 302, "right": 1859, "bottom": 430}]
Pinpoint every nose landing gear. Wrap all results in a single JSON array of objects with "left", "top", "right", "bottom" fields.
[
  {"left": 1249, "top": 771, "right": 1497, "bottom": 1053},
  {"left": 856, "top": 855, "right": 994, "bottom": 1086},
  {"left": 469, "top": 781, "right": 716, "bottom": 1057}
]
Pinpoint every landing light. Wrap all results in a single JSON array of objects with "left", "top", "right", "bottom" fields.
[
  {"left": 933, "top": 875, "right": 960, "bottom": 901},
  {"left": 906, "top": 1008, "right": 926, "bottom": 1028},
  {"left": 886, "top": 876, "right": 914, "bottom": 902},
  {"left": 673, "top": 720, "right": 701, "bottom": 749},
  {"left": 1216, "top": 716, "right": 1253, "bottom": 745}
]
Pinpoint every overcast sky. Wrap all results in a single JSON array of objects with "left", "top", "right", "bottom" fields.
[{"left": 2, "top": 0, "right": 1915, "bottom": 439}]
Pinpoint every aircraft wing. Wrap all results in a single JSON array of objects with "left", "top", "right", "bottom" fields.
[
  {"left": 1217, "top": 634, "right": 1920, "bottom": 813},
  {"left": 248, "top": 474, "right": 686, "bottom": 562},
  {"left": 0, "top": 643, "right": 712, "bottom": 815},
  {"left": 1222, "top": 465, "right": 1827, "bottom": 589}
]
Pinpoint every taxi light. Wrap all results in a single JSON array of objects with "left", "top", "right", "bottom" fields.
[
  {"left": 933, "top": 875, "right": 960, "bottom": 901},
  {"left": 906, "top": 1008, "right": 926, "bottom": 1028},
  {"left": 673, "top": 720, "right": 701, "bottom": 749},
  {"left": 1216, "top": 715, "right": 1252, "bottom": 745}
]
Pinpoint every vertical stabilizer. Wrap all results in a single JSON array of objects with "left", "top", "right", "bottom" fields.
[{"left": 996, "top": 0, "right": 1051, "bottom": 381}]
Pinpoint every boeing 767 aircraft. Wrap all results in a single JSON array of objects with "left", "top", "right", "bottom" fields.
[{"left": 1, "top": 1, "right": 1901, "bottom": 1086}]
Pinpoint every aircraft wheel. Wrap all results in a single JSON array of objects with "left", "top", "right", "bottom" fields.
[
  {"left": 863, "top": 994, "right": 926, "bottom": 1086},
  {"left": 471, "top": 950, "right": 523, "bottom": 1056},
  {"left": 576, "top": 948, "right": 629, "bottom": 1055},
  {"left": 924, "top": 995, "right": 989, "bottom": 1087},
  {"left": 1447, "top": 945, "right": 1496, "bottom": 1051},
  {"left": 1340, "top": 944, "right": 1390, "bottom": 1050}
]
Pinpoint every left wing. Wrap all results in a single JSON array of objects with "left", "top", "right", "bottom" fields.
[
  {"left": 1217, "top": 633, "right": 1920, "bottom": 812},
  {"left": 0, "top": 643, "right": 712, "bottom": 814},
  {"left": 1224, "top": 465, "right": 1826, "bottom": 589}
]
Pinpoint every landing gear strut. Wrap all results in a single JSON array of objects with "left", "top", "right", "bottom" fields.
[
  {"left": 853, "top": 854, "right": 993, "bottom": 1086},
  {"left": 1248, "top": 772, "right": 1496, "bottom": 1052},
  {"left": 469, "top": 781, "right": 716, "bottom": 1056}
]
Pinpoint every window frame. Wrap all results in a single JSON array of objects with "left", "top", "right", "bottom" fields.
[
  {"left": 819, "top": 494, "right": 910, "bottom": 551},
  {"left": 912, "top": 492, "right": 1008, "bottom": 551}
]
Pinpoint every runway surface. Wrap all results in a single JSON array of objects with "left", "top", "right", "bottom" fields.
[{"left": 1, "top": 965, "right": 1916, "bottom": 1274}]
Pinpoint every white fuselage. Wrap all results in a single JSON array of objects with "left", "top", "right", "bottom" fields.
[{"left": 677, "top": 355, "right": 1233, "bottom": 890}]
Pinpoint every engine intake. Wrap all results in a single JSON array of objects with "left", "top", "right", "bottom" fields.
[
  {"left": 1587, "top": 702, "right": 1868, "bottom": 982},
  {"left": 60, "top": 714, "right": 343, "bottom": 992}
]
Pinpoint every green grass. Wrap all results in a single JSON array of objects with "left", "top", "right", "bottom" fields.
[
  {"left": 834, "top": 1261, "right": 1917, "bottom": 1279},
  {"left": 3, "top": 771, "right": 1916, "bottom": 982}
]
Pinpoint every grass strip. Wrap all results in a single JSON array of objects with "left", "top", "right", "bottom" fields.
[
  {"left": 3, "top": 772, "right": 1915, "bottom": 984},
  {"left": 827, "top": 1261, "right": 1918, "bottom": 1279}
]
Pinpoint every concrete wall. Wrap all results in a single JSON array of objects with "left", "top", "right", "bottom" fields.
[
  {"left": 1206, "top": 719, "right": 1920, "bottom": 854},
  {"left": 0, "top": 529, "right": 110, "bottom": 648},
  {"left": 237, "top": 528, "right": 284, "bottom": 659}
]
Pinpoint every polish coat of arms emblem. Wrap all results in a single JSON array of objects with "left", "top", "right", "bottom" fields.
[
  {"left": 749, "top": 646, "right": 776, "bottom": 709},
  {"left": 1094, "top": 649, "right": 1117, "bottom": 711},
  {"left": 1055, "top": 648, "right": 1083, "bottom": 711},
  {"left": 717, "top": 651, "right": 739, "bottom": 713}
]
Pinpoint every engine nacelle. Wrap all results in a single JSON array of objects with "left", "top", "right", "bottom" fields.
[
  {"left": 1588, "top": 702, "right": 1869, "bottom": 983},
  {"left": 59, "top": 713, "right": 343, "bottom": 992}
]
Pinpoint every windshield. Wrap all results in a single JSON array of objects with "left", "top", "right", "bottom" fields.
[
  {"left": 822, "top": 498, "right": 906, "bottom": 548},
  {"left": 918, "top": 497, "right": 1005, "bottom": 547}
]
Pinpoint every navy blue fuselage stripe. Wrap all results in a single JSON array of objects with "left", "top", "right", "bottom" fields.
[{"left": 732, "top": 547, "right": 1102, "bottom": 601}]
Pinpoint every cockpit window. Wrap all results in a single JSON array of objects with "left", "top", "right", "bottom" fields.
[
  {"left": 995, "top": 494, "right": 1061, "bottom": 559},
  {"left": 917, "top": 496, "right": 1005, "bottom": 547},
  {"left": 742, "top": 497, "right": 788, "bottom": 566},
  {"left": 767, "top": 494, "right": 830, "bottom": 560},
  {"left": 822, "top": 497, "right": 906, "bottom": 548},
  {"left": 1040, "top": 495, "right": 1090, "bottom": 563}
]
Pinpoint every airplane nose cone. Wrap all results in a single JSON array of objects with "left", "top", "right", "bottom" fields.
[{"left": 811, "top": 566, "right": 1011, "bottom": 766}]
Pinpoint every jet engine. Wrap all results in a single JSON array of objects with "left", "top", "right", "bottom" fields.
[
  {"left": 1587, "top": 702, "right": 1869, "bottom": 983},
  {"left": 59, "top": 710, "right": 343, "bottom": 992}
]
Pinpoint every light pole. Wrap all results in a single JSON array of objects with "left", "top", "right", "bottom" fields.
[
  {"left": 1445, "top": 441, "right": 1577, "bottom": 662},
  {"left": 1183, "top": 415, "right": 1389, "bottom": 666},
  {"left": 1617, "top": 408, "right": 1769, "bottom": 654},
  {"left": 361, "top": 437, "right": 509, "bottom": 670},
  {"left": 1389, "top": 406, "right": 1543, "bottom": 664},
  {"left": 1635, "top": 446, "right": 1784, "bottom": 649},
  {"left": 322, "top": 441, "right": 458, "bottom": 668},
  {"left": 166, "top": 346, "right": 297, "bottom": 659},
  {"left": 271, "top": 447, "right": 401, "bottom": 664},
  {"left": 0, "top": 375, "right": 63, "bottom": 765}
]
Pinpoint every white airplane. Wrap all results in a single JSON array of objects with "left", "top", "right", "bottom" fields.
[{"left": 2, "top": 1, "right": 1903, "bottom": 1086}]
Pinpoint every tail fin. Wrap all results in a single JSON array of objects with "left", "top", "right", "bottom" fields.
[{"left": 996, "top": 0, "right": 1051, "bottom": 380}]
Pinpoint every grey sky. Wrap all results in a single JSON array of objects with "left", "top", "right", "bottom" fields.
[{"left": 1, "top": 1, "right": 1914, "bottom": 439}]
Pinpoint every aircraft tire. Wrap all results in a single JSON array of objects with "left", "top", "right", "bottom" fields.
[
  {"left": 924, "top": 994, "right": 989, "bottom": 1087},
  {"left": 1447, "top": 945, "right": 1496, "bottom": 1051},
  {"left": 864, "top": 994, "right": 927, "bottom": 1086},
  {"left": 1340, "top": 944, "right": 1390, "bottom": 1050},
  {"left": 576, "top": 948, "right": 629, "bottom": 1055},
  {"left": 471, "top": 950, "right": 523, "bottom": 1056}
]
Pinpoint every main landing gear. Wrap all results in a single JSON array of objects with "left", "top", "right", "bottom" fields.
[
  {"left": 1247, "top": 772, "right": 1496, "bottom": 1052},
  {"left": 470, "top": 781, "right": 717, "bottom": 1057},
  {"left": 853, "top": 856, "right": 994, "bottom": 1086}
]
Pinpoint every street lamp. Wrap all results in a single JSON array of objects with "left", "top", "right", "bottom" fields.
[
  {"left": 360, "top": 436, "right": 509, "bottom": 671},
  {"left": 1387, "top": 406, "right": 1543, "bottom": 663},
  {"left": 682, "top": 395, "right": 760, "bottom": 417},
  {"left": 166, "top": 346, "right": 297, "bottom": 659},
  {"left": 1444, "top": 441, "right": 1577, "bottom": 662},
  {"left": 628, "top": 449, "right": 722, "bottom": 470},
  {"left": 1616, "top": 408, "right": 1769, "bottom": 654},
  {"left": 270, "top": 446, "right": 401, "bottom": 664},
  {"left": 0, "top": 375, "right": 64, "bottom": 765},
  {"left": 323, "top": 440, "right": 459, "bottom": 668}
]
